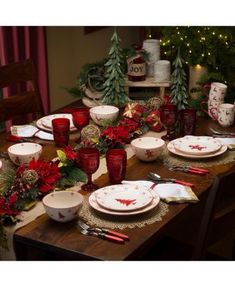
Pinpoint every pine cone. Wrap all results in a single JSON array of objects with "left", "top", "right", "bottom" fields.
[{"left": 21, "top": 169, "right": 39, "bottom": 185}]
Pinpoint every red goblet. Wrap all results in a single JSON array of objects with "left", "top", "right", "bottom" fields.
[
  {"left": 78, "top": 147, "right": 100, "bottom": 192},
  {"left": 72, "top": 108, "right": 90, "bottom": 142},
  {"left": 180, "top": 108, "right": 197, "bottom": 136},
  {"left": 106, "top": 149, "right": 127, "bottom": 184},
  {"left": 52, "top": 118, "right": 70, "bottom": 147},
  {"left": 160, "top": 104, "right": 177, "bottom": 141}
]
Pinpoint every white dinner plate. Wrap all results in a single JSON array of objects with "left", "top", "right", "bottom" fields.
[
  {"left": 95, "top": 184, "right": 153, "bottom": 212},
  {"left": 36, "top": 114, "right": 76, "bottom": 132},
  {"left": 173, "top": 136, "right": 222, "bottom": 155},
  {"left": 167, "top": 140, "right": 227, "bottom": 159},
  {"left": 89, "top": 190, "right": 160, "bottom": 216}
]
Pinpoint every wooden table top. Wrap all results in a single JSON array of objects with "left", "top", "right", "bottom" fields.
[{"left": 1, "top": 115, "right": 235, "bottom": 260}]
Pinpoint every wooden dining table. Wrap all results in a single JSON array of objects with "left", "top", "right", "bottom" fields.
[{"left": 1, "top": 111, "right": 235, "bottom": 261}]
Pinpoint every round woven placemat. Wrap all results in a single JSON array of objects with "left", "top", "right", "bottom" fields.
[
  {"left": 161, "top": 147, "right": 235, "bottom": 168},
  {"left": 78, "top": 195, "right": 169, "bottom": 230}
]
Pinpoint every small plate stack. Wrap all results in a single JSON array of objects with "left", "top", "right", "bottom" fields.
[
  {"left": 89, "top": 184, "right": 160, "bottom": 216},
  {"left": 167, "top": 136, "right": 227, "bottom": 159},
  {"left": 36, "top": 114, "right": 76, "bottom": 132}
]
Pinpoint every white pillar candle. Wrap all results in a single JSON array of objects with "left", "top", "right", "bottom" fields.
[
  {"left": 154, "top": 60, "right": 171, "bottom": 82},
  {"left": 143, "top": 39, "right": 160, "bottom": 77}
]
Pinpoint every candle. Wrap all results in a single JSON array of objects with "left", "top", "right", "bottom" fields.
[{"left": 154, "top": 60, "right": 171, "bottom": 82}]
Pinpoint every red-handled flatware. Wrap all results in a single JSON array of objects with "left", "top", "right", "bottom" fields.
[
  {"left": 97, "top": 232, "right": 125, "bottom": 243},
  {"left": 186, "top": 166, "right": 209, "bottom": 173},
  {"left": 173, "top": 179, "right": 194, "bottom": 187},
  {"left": 78, "top": 220, "right": 129, "bottom": 241},
  {"left": 101, "top": 228, "right": 129, "bottom": 241},
  {"left": 80, "top": 228, "right": 125, "bottom": 244},
  {"left": 148, "top": 172, "right": 194, "bottom": 188}
]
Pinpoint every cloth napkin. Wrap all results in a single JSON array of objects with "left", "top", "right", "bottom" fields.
[
  {"left": 11, "top": 125, "right": 54, "bottom": 141},
  {"left": 121, "top": 180, "right": 199, "bottom": 203}
]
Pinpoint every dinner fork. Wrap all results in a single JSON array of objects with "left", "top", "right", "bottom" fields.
[
  {"left": 78, "top": 219, "right": 129, "bottom": 241},
  {"left": 78, "top": 224, "right": 125, "bottom": 243}
]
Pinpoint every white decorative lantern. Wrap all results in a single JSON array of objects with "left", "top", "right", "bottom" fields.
[
  {"left": 154, "top": 60, "right": 171, "bottom": 82},
  {"left": 143, "top": 39, "right": 160, "bottom": 77}
]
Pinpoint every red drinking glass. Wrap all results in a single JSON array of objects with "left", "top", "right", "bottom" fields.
[
  {"left": 72, "top": 108, "right": 90, "bottom": 142},
  {"left": 106, "top": 149, "right": 127, "bottom": 184},
  {"left": 160, "top": 104, "right": 177, "bottom": 141},
  {"left": 52, "top": 118, "right": 70, "bottom": 147},
  {"left": 180, "top": 108, "right": 197, "bottom": 136},
  {"left": 78, "top": 147, "right": 100, "bottom": 192}
]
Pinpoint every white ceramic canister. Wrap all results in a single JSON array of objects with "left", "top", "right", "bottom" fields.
[
  {"left": 143, "top": 39, "right": 160, "bottom": 77},
  {"left": 154, "top": 60, "right": 171, "bottom": 82}
]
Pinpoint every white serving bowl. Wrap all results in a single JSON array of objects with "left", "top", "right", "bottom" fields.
[
  {"left": 8, "top": 142, "right": 42, "bottom": 165},
  {"left": 43, "top": 191, "right": 83, "bottom": 222},
  {"left": 89, "top": 105, "right": 119, "bottom": 126},
  {"left": 131, "top": 137, "right": 165, "bottom": 162}
]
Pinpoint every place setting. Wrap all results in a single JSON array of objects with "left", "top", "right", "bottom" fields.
[{"left": 167, "top": 136, "right": 228, "bottom": 160}]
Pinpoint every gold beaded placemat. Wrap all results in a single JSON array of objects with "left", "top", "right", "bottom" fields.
[
  {"left": 161, "top": 147, "right": 235, "bottom": 168},
  {"left": 78, "top": 195, "right": 169, "bottom": 230}
]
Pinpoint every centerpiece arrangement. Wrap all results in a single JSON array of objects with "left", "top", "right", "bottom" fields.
[{"left": 0, "top": 146, "right": 86, "bottom": 249}]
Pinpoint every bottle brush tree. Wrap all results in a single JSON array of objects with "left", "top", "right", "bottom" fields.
[
  {"left": 102, "top": 28, "right": 129, "bottom": 107},
  {"left": 170, "top": 47, "right": 189, "bottom": 110}
]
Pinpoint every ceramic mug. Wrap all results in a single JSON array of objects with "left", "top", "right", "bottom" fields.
[
  {"left": 209, "top": 82, "right": 227, "bottom": 102},
  {"left": 201, "top": 99, "right": 224, "bottom": 120},
  {"left": 217, "top": 103, "right": 235, "bottom": 127}
]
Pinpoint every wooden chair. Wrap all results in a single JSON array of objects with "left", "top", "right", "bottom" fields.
[
  {"left": 142, "top": 169, "right": 235, "bottom": 261},
  {"left": 192, "top": 168, "right": 235, "bottom": 260},
  {"left": 0, "top": 59, "right": 44, "bottom": 123}
]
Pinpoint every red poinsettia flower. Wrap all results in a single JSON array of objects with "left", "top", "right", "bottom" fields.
[
  {"left": 118, "top": 117, "right": 140, "bottom": 133},
  {"left": 63, "top": 146, "right": 77, "bottom": 161},
  {"left": 8, "top": 192, "right": 18, "bottom": 207},
  {"left": 25, "top": 159, "right": 61, "bottom": 193}
]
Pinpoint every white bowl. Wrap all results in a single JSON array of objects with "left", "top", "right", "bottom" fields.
[
  {"left": 90, "top": 105, "right": 119, "bottom": 126},
  {"left": 8, "top": 142, "right": 42, "bottom": 165},
  {"left": 43, "top": 191, "right": 83, "bottom": 222},
  {"left": 131, "top": 137, "right": 165, "bottom": 162}
]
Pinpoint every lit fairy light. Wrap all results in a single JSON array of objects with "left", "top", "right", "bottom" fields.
[
  {"left": 186, "top": 43, "right": 190, "bottom": 46},
  {"left": 185, "top": 61, "right": 188, "bottom": 64},
  {"left": 180, "top": 37, "right": 183, "bottom": 40},
  {"left": 177, "top": 31, "right": 180, "bottom": 35},
  {"left": 202, "top": 53, "right": 204, "bottom": 57},
  {"left": 212, "top": 31, "right": 215, "bottom": 35},
  {"left": 208, "top": 52, "right": 211, "bottom": 55},
  {"left": 189, "top": 50, "right": 192, "bottom": 53},
  {"left": 164, "top": 52, "right": 167, "bottom": 55}
]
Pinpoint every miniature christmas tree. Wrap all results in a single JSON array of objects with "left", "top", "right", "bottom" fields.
[
  {"left": 170, "top": 47, "right": 189, "bottom": 110},
  {"left": 102, "top": 28, "right": 129, "bottom": 107}
]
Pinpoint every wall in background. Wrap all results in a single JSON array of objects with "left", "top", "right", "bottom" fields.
[{"left": 46, "top": 27, "right": 139, "bottom": 111}]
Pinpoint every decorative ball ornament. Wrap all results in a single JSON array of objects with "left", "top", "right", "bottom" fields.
[
  {"left": 145, "top": 109, "right": 163, "bottom": 132},
  {"left": 21, "top": 169, "right": 39, "bottom": 185},
  {"left": 147, "top": 97, "right": 163, "bottom": 110},
  {"left": 81, "top": 124, "right": 101, "bottom": 141}
]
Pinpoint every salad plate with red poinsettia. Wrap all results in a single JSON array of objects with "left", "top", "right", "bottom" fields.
[{"left": 94, "top": 184, "right": 153, "bottom": 212}]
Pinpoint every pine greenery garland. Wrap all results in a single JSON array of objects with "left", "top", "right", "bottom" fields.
[
  {"left": 102, "top": 28, "right": 129, "bottom": 106},
  {"left": 170, "top": 48, "right": 189, "bottom": 110}
]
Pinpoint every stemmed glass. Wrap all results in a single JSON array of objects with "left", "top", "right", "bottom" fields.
[
  {"left": 78, "top": 147, "right": 100, "bottom": 192},
  {"left": 72, "top": 108, "right": 90, "bottom": 142},
  {"left": 160, "top": 104, "right": 177, "bottom": 141}
]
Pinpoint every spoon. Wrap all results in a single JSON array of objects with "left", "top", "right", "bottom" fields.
[{"left": 148, "top": 172, "right": 194, "bottom": 187}]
